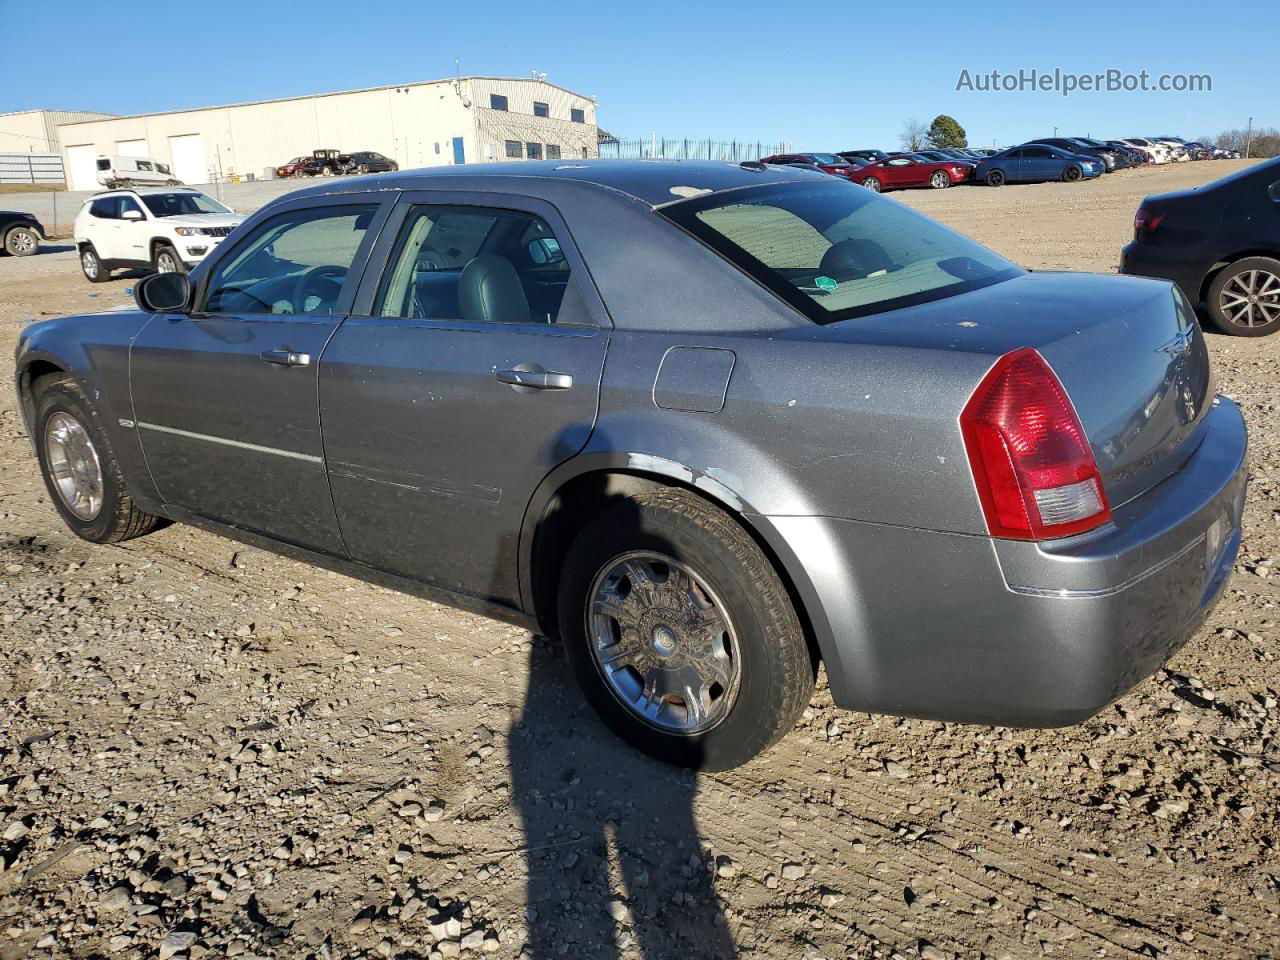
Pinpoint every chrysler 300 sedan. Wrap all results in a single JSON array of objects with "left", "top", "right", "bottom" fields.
[{"left": 15, "top": 160, "right": 1247, "bottom": 769}]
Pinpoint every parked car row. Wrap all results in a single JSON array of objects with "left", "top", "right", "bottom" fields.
[{"left": 274, "top": 149, "right": 399, "bottom": 179}]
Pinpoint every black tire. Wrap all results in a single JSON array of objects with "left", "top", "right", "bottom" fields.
[
  {"left": 4, "top": 225, "right": 39, "bottom": 256},
  {"left": 1063, "top": 164, "right": 1083, "bottom": 182},
  {"left": 862, "top": 176, "right": 881, "bottom": 192},
  {"left": 80, "top": 245, "right": 108, "bottom": 283},
  {"left": 929, "top": 170, "right": 951, "bottom": 189},
  {"left": 358, "top": 164, "right": 369, "bottom": 175},
  {"left": 152, "top": 244, "right": 186, "bottom": 275},
  {"left": 985, "top": 169, "right": 1006, "bottom": 187},
  {"left": 32, "top": 376, "right": 161, "bottom": 543},
  {"left": 1206, "top": 257, "right": 1280, "bottom": 337},
  {"left": 557, "top": 489, "right": 815, "bottom": 770}
]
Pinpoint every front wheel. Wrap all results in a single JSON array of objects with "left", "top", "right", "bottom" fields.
[
  {"left": 861, "top": 176, "right": 881, "bottom": 192},
  {"left": 1206, "top": 257, "right": 1280, "bottom": 336},
  {"left": 985, "top": 169, "right": 1005, "bottom": 187},
  {"left": 153, "top": 244, "right": 185, "bottom": 275},
  {"left": 4, "top": 226, "right": 39, "bottom": 256},
  {"left": 558, "top": 490, "right": 815, "bottom": 770},
  {"left": 33, "top": 376, "right": 161, "bottom": 543},
  {"left": 929, "top": 170, "right": 951, "bottom": 189}
]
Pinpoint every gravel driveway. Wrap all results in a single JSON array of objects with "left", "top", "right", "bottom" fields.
[{"left": 1, "top": 162, "right": 1277, "bottom": 960}]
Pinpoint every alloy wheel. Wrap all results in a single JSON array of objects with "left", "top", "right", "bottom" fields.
[
  {"left": 7, "top": 228, "right": 36, "bottom": 255},
  {"left": 44, "top": 412, "right": 104, "bottom": 521},
  {"left": 586, "top": 551, "right": 742, "bottom": 735},
  {"left": 81, "top": 251, "right": 98, "bottom": 279},
  {"left": 157, "top": 251, "right": 178, "bottom": 273},
  {"left": 1220, "top": 269, "right": 1280, "bottom": 328}
]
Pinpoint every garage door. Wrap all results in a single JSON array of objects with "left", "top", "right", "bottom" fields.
[
  {"left": 116, "top": 139, "right": 148, "bottom": 158},
  {"left": 168, "top": 134, "right": 205, "bottom": 186},
  {"left": 64, "top": 144, "right": 98, "bottom": 192}
]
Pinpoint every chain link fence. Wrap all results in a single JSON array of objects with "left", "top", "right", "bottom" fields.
[{"left": 598, "top": 138, "right": 791, "bottom": 162}]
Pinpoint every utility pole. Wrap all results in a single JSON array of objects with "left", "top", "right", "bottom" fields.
[
  {"left": 1245, "top": 117, "right": 1254, "bottom": 158},
  {"left": 1053, "top": 126, "right": 1058, "bottom": 137}
]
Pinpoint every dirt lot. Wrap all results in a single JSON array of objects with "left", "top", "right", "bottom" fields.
[{"left": 1, "top": 163, "right": 1278, "bottom": 960}]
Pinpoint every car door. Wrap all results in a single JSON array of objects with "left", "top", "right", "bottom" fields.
[
  {"left": 128, "top": 195, "right": 390, "bottom": 555},
  {"left": 1020, "top": 147, "right": 1053, "bottom": 181},
  {"left": 117, "top": 194, "right": 150, "bottom": 264},
  {"left": 85, "top": 196, "right": 125, "bottom": 260},
  {"left": 882, "top": 157, "right": 914, "bottom": 186},
  {"left": 319, "top": 191, "right": 610, "bottom": 605}
]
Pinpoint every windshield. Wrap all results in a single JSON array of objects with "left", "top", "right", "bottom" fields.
[
  {"left": 660, "top": 182, "right": 1021, "bottom": 324},
  {"left": 140, "top": 192, "right": 231, "bottom": 218}
]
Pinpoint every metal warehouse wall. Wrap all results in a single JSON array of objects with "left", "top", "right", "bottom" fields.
[
  {"left": 54, "top": 78, "right": 600, "bottom": 192},
  {"left": 0, "top": 110, "right": 115, "bottom": 154}
]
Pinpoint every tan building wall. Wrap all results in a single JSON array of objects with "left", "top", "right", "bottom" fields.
[
  {"left": 55, "top": 77, "right": 599, "bottom": 191},
  {"left": 0, "top": 109, "right": 115, "bottom": 153}
]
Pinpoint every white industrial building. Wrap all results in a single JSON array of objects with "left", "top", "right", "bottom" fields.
[
  {"left": 0, "top": 109, "right": 116, "bottom": 154},
  {"left": 55, "top": 77, "right": 599, "bottom": 192}
]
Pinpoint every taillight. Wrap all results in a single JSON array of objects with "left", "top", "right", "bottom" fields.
[
  {"left": 960, "top": 348, "right": 1111, "bottom": 541},
  {"left": 1134, "top": 206, "right": 1163, "bottom": 237}
]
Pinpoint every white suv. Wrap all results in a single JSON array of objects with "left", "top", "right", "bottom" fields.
[{"left": 74, "top": 187, "right": 245, "bottom": 283}]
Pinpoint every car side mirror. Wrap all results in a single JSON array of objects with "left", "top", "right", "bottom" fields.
[
  {"left": 527, "top": 237, "right": 564, "bottom": 265},
  {"left": 122, "top": 209, "right": 144, "bottom": 221},
  {"left": 135, "top": 272, "right": 191, "bottom": 313}
]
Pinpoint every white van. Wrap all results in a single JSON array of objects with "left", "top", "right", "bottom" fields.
[{"left": 96, "top": 155, "right": 183, "bottom": 188}]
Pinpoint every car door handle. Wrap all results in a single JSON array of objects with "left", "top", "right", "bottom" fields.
[
  {"left": 260, "top": 349, "right": 311, "bottom": 367},
  {"left": 495, "top": 368, "right": 573, "bottom": 390}
]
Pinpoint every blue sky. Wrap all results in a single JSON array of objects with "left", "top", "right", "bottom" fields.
[{"left": 4, "top": 0, "right": 1269, "bottom": 149}]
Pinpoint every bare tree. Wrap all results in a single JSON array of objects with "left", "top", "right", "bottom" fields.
[{"left": 899, "top": 118, "right": 928, "bottom": 152}]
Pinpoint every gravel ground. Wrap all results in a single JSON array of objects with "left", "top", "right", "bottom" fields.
[{"left": 1, "top": 161, "right": 1278, "bottom": 960}]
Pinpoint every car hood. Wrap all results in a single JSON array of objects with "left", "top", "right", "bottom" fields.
[{"left": 157, "top": 213, "right": 245, "bottom": 228}]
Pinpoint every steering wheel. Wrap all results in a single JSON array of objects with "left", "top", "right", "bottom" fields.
[{"left": 291, "top": 265, "right": 348, "bottom": 314}]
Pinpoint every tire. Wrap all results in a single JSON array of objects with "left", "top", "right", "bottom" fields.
[
  {"left": 1206, "top": 257, "right": 1280, "bottom": 336},
  {"left": 358, "top": 164, "right": 369, "bottom": 175},
  {"left": 32, "top": 375, "right": 161, "bottom": 544},
  {"left": 929, "top": 170, "right": 951, "bottom": 189},
  {"left": 153, "top": 244, "right": 185, "bottom": 275},
  {"left": 862, "top": 176, "right": 881, "bottom": 192},
  {"left": 985, "top": 169, "right": 1006, "bottom": 187},
  {"left": 4, "top": 225, "right": 39, "bottom": 256},
  {"left": 80, "top": 245, "right": 108, "bottom": 283},
  {"left": 293, "top": 169, "right": 305, "bottom": 178},
  {"left": 557, "top": 489, "right": 815, "bottom": 770},
  {"left": 1063, "top": 164, "right": 1083, "bottom": 182}
]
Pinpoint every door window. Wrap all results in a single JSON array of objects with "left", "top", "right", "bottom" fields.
[
  {"left": 202, "top": 204, "right": 378, "bottom": 315},
  {"left": 375, "top": 205, "right": 584, "bottom": 325},
  {"left": 89, "top": 197, "right": 120, "bottom": 219}
]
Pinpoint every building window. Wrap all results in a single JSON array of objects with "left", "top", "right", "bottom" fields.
[
  {"left": 526, "top": 142, "right": 543, "bottom": 160},
  {"left": 504, "top": 140, "right": 521, "bottom": 159},
  {"left": 570, "top": 108, "right": 585, "bottom": 123},
  {"left": 581, "top": 146, "right": 589, "bottom": 158},
  {"left": 434, "top": 143, "right": 440, "bottom": 154},
  {"left": 490, "top": 94, "right": 508, "bottom": 111},
  {"left": 546, "top": 144, "right": 561, "bottom": 160},
  {"left": 533, "top": 101, "right": 549, "bottom": 118}
]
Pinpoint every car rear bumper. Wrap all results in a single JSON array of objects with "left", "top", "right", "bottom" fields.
[
  {"left": 1120, "top": 243, "right": 1205, "bottom": 304},
  {"left": 765, "top": 397, "right": 1247, "bottom": 726}
]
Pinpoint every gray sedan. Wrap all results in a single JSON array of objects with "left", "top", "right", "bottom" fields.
[{"left": 14, "top": 160, "right": 1247, "bottom": 769}]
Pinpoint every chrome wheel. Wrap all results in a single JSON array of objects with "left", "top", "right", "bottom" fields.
[
  {"left": 586, "top": 551, "right": 741, "bottom": 735},
  {"left": 930, "top": 171, "right": 949, "bottom": 188},
  {"left": 44, "top": 412, "right": 104, "bottom": 521},
  {"left": 156, "top": 249, "right": 178, "bottom": 273},
  {"left": 81, "top": 250, "right": 99, "bottom": 279},
  {"left": 6, "top": 228, "right": 37, "bottom": 255},
  {"left": 863, "top": 177, "right": 881, "bottom": 192},
  {"left": 1220, "top": 269, "right": 1280, "bottom": 328}
]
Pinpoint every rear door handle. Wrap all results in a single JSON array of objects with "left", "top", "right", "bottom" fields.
[
  {"left": 260, "top": 349, "right": 311, "bottom": 367},
  {"left": 496, "top": 368, "right": 573, "bottom": 391}
]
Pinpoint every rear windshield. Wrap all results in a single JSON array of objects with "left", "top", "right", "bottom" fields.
[
  {"left": 660, "top": 181, "right": 1021, "bottom": 323},
  {"left": 140, "top": 192, "right": 230, "bottom": 217}
]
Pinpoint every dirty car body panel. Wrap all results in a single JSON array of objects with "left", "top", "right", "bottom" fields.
[{"left": 15, "top": 160, "right": 1247, "bottom": 734}]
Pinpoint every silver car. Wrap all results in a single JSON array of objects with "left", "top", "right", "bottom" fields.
[{"left": 15, "top": 161, "right": 1247, "bottom": 769}]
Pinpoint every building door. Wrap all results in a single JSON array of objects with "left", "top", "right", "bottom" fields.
[
  {"left": 452, "top": 137, "right": 465, "bottom": 165},
  {"left": 64, "top": 144, "right": 98, "bottom": 191},
  {"left": 168, "top": 134, "right": 205, "bottom": 185}
]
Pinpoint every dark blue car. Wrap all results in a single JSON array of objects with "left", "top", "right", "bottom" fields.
[{"left": 974, "top": 145, "right": 1104, "bottom": 186}]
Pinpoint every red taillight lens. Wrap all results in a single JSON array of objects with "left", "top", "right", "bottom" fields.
[
  {"left": 1134, "top": 206, "right": 1163, "bottom": 236},
  {"left": 960, "top": 348, "right": 1111, "bottom": 541}
]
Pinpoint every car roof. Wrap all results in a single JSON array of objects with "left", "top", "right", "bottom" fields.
[
  {"left": 279, "top": 159, "right": 822, "bottom": 208},
  {"left": 91, "top": 186, "right": 202, "bottom": 197}
]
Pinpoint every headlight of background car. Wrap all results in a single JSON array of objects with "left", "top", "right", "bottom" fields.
[{"left": 173, "top": 227, "right": 203, "bottom": 237}]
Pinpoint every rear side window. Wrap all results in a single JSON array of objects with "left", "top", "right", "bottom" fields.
[
  {"left": 89, "top": 197, "right": 118, "bottom": 219},
  {"left": 660, "top": 182, "right": 1021, "bottom": 324}
]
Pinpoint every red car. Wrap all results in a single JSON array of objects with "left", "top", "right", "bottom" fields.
[
  {"left": 760, "top": 152, "right": 859, "bottom": 180},
  {"left": 274, "top": 156, "right": 310, "bottom": 178},
  {"left": 848, "top": 153, "right": 972, "bottom": 192}
]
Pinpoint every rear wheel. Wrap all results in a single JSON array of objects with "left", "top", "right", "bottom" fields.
[
  {"left": 4, "top": 226, "right": 38, "bottom": 256},
  {"left": 358, "top": 163, "right": 369, "bottom": 175},
  {"left": 929, "top": 170, "right": 951, "bottom": 189},
  {"left": 861, "top": 176, "right": 881, "bottom": 192},
  {"left": 32, "top": 376, "right": 161, "bottom": 543},
  {"left": 80, "top": 245, "right": 108, "bottom": 283},
  {"left": 153, "top": 244, "right": 185, "bottom": 275},
  {"left": 1063, "top": 164, "right": 1083, "bottom": 182},
  {"left": 985, "top": 169, "right": 1005, "bottom": 187},
  {"left": 1207, "top": 257, "right": 1280, "bottom": 336},
  {"left": 557, "top": 490, "right": 815, "bottom": 770}
]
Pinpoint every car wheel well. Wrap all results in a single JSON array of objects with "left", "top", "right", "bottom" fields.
[
  {"left": 151, "top": 237, "right": 175, "bottom": 259},
  {"left": 1199, "top": 250, "right": 1280, "bottom": 304},
  {"left": 17, "top": 360, "right": 68, "bottom": 432},
  {"left": 529, "top": 469, "right": 821, "bottom": 669}
]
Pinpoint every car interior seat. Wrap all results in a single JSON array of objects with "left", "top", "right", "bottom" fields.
[
  {"left": 819, "top": 238, "right": 898, "bottom": 282},
  {"left": 459, "top": 255, "right": 531, "bottom": 324}
]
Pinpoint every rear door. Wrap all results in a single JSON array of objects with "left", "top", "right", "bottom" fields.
[
  {"left": 320, "top": 190, "right": 610, "bottom": 604},
  {"left": 85, "top": 196, "right": 124, "bottom": 260}
]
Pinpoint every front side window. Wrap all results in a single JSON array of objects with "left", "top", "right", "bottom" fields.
[
  {"left": 490, "top": 94, "right": 509, "bottom": 111},
  {"left": 660, "top": 182, "right": 1021, "bottom": 324},
  {"left": 118, "top": 196, "right": 144, "bottom": 218},
  {"left": 156, "top": 162, "right": 172, "bottom": 174},
  {"left": 203, "top": 204, "right": 377, "bottom": 315},
  {"left": 504, "top": 140, "right": 521, "bottom": 159},
  {"left": 141, "top": 192, "right": 231, "bottom": 217},
  {"left": 533, "top": 101, "right": 549, "bottom": 118},
  {"left": 570, "top": 108, "right": 585, "bottom": 123},
  {"left": 526, "top": 142, "right": 543, "bottom": 160},
  {"left": 375, "top": 205, "right": 579, "bottom": 326}
]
